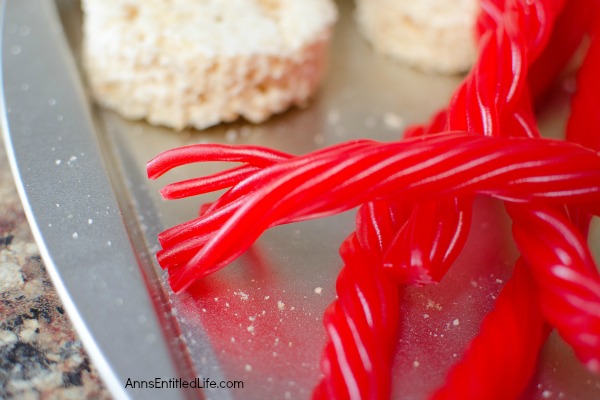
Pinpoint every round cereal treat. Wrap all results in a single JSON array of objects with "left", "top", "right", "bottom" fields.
[
  {"left": 355, "top": 0, "right": 478, "bottom": 74},
  {"left": 81, "top": 0, "right": 337, "bottom": 130}
]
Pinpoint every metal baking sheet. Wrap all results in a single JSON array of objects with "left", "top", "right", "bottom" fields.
[{"left": 2, "top": 0, "right": 599, "bottom": 399}]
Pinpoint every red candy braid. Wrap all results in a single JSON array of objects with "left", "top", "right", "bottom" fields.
[
  {"left": 509, "top": 205, "right": 600, "bottom": 371},
  {"left": 350, "top": 1, "right": 573, "bottom": 392},
  {"left": 430, "top": 261, "right": 550, "bottom": 400},
  {"left": 313, "top": 200, "right": 402, "bottom": 399},
  {"left": 564, "top": 0, "right": 600, "bottom": 236},
  {"left": 148, "top": 134, "right": 600, "bottom": 291},
  {"left": 425, "top": 0, "right": 595, "bottom": 392},
  {"left": 422, "top": 0, "right": 600, "bottom": 397}
]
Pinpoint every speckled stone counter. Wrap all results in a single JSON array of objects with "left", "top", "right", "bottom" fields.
[{"left": 0, "top": 141, "right": 111, "bottom": 399}]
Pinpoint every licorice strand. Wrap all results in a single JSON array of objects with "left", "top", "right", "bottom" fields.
[
  {"left": 430, "top": 261, "right": 550, "bottom": 400},
  {"left": 317, "top": 1, "right": 565, "bottom": 397},
  {"left": 385, "top": 0, "right": 557, "bottom": 308},
  {"left": 564, "top": 3, "right": 600, "bottom": 235},
  {"left": 157, "top": 135, "right": 600, "bottom": 291},
  {"left": 155, "top": 134, "right": 600, "bottom": 248},
  {"left": 313, "top": 200, "right": 402, "bottom": 399},
  {"left": 146, "top": 143, "right": 291, "bottom": 179},
  {"left": 508, "top": 205, "right": 600, "bottom": 371},
  {"left": 528, "top": 0, "right": 594, "bottom": 100},
  {"left": 429, "top": 1, "right": 600, "bottom": 397}
]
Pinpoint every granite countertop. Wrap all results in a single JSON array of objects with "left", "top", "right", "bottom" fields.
[{"left": 0, "top": 141, "right": 111, "bottom": 399}]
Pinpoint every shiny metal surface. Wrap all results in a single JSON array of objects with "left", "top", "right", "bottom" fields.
[
  {"left": 0, "top": 1, "right": 192, "bottom": 399},
  {"left": 2, "top": 0, "right": 599, "bottom": 399}
]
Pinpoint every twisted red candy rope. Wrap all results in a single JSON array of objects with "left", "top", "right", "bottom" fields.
[
  {"left": 418, "top": 1, "right": 600, "bottom": 398},
  {"left": 412, "top": 1, "right": 600, "bottom": 399},
  {"left": 313, "top": 200, "right": 402, "bottom": 399},
  {"left": 148, "top": 133, "right": 600, "bottom": 291},
  {"left": 384, "top": 0, "right": 562, "bottom": 293},
  {"left": 147, "top": 0, "right": 600, "bottom": 398},
  {"left": 430, "top": 261, "right": 550, "bottom": 400},
  {"left": 509, "top": 205, "right": 600, "bottom": 371},
  {"left": 323, "top": 1, "right": 572, "bottom": 393}
]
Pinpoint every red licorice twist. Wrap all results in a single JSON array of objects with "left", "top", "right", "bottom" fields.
[
  {"left": 147, "top": 0, "right": 600, "bottom": 398},
  {"left": 431, "top": 0, "right": 600, "bottom": 397},
  {"left": 509, "top": 205, "right": 600, "bottom": 371},
  {"left": 313, "top": 200, "right": 402, "bottom": 399},
  {"left": 430, "top": 261, "right": 550, "bottom": 400},
  {"left": 148, "top": 134, "right": 600, "bottom": 290}
]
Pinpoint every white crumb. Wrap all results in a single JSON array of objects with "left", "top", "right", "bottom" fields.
[
  {"left": 383, "top": 112, "right": 404, "bottom": 129},
  {"left": 235, "top": 291, "right": 249, "bottom": 301}
]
